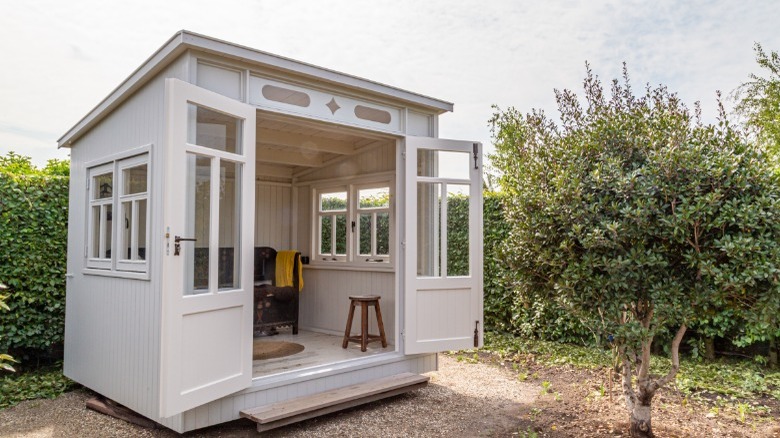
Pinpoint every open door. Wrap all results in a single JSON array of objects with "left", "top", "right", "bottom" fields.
[
  {"left": 403, "top": 136, "right": 483, "bottom": 354},
  {"left": 160, "top": 79, "right": 256, "bottom": 417}
]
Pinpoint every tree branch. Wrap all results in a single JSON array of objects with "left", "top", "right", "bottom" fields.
[{"left": 649, "top": 324, "right": 687, "bottom": 392}]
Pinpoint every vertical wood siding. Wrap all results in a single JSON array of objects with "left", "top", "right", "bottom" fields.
[
  {"left": 64, "top": 54, "right": 189, "bottom": 427},
  {"left": 299, "top": 269, "right": 396, "bottom": 342},
  {"left": 254, "top": 183, "right": 292, "bottom": 249}
]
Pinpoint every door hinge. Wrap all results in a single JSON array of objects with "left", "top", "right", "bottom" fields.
[
  {"left": 84, "top": 244, "right": 88, "bottom": 258},
  {"left": 401, "top": 240, "right": 406, "bottom": 249},
  {"left": 401, "top": 151, "right": 406, "bottom": 160}
]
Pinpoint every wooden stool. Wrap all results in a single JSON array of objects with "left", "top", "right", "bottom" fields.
[{"left": 342, "top": 295, "right": 388, "bottom": 352}]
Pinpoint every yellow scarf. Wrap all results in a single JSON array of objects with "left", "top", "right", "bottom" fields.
[{"left": 275, "top": 251, "right": 303, "bottom": 291}]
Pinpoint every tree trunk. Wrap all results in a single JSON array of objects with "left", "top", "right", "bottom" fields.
[
  {"left": 629, "top": 402, "right": 654, "bottom": 437},
  {"left": 704, "top": 336, "right": 715, "bottom": 361}
]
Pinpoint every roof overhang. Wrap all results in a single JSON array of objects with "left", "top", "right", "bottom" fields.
[{"left": 58, "top": 30, "right": 454, "bottom": 148}]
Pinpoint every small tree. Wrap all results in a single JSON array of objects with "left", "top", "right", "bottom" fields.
[
  {"left": 491, "top": 65, "right": 780, "bottom": 437},
  {"left": 734, "top": 43, "right": 780, "bottom": 158}
]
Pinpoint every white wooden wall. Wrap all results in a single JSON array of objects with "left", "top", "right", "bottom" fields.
[
  {"left": 63, "top": 54, "right": 189, "bottom": 424},
  {"left": 299, "top": 269, "right": 395, "bottom": 342},
  {"left": 174, "top": 353, "right": 437, "bottom": 433},
  {"left": 254, "top": 183, "right": 292, "bottom": 248}
]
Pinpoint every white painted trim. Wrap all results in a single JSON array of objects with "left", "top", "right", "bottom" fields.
[
  {"left": 59, "top": 30, "right": 453, "bottom": 147},
  {"left": 82, "top": 268, "right": 151, "bottom": 281},
  {"left": 302, "top": 264, "right": 394, "bottom": 273},
  {"left": 84, "top": 144, "right": 153, "bottom": 169}
]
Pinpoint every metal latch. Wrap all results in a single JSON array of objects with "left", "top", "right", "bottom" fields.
[
  {"left": 173, "top": 236, "right": 196, "bottom": 256},
  {"left": 474, "top": 321, "right": 480, "bottom": 348}
]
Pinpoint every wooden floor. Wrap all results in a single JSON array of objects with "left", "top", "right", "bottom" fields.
[{"left": 252, "top": 330, "right": 394, "bottom": 378}]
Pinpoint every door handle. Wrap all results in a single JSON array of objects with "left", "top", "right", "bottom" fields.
[{"left": 173, "top": 236, "right": 196, "bottom": 256}]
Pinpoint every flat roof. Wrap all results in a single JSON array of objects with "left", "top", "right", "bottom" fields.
[{"left": 58, "top": 30, "right": 454, "bottom": 147}]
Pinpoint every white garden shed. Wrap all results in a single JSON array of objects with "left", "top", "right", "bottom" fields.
[{"left": 59, "top": 30, "right": 483, "bottom": 433}]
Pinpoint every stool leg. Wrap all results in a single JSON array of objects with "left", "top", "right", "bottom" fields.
[
  {"left": 342, "top": 301, "right": 356, "bottom": 349},
  {"left": 360, "top": 302, "right": 369, "bottom": 352},
  {"left": 374, "top": 301, "right": 388, "bottom": 348}
]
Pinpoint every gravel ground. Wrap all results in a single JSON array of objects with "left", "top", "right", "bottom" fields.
[{"left": 0, "top": 355, "right": 538, "bottom": 438}]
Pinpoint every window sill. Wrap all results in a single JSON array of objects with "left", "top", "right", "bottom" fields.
[
  {"left": 304, "top": 263, "right": 395, "bottom": 273},
  {"left": 82, "top": 268, "right": 151, "bottom": 281}
]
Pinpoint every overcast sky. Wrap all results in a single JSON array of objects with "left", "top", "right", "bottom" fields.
[{"left": 1, "top": 0, "right": 779, "bottom": 166}]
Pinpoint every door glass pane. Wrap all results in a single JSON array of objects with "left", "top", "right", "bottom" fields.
[
  {"left": 417, "top": 182, "right": 441, "bottom": 277},
  {"left": 122, "top": 164, "right": 147, "bottom": 194},
  {"left": 137, "top": 199, "right": 147, "bottom": 260},
  {"left": 320, "top": 216, "right": 332, "bottom": 255},
  {"left": 186, "top": 154, "right": 211, "bottom": 295},
  {"left": 93, "top": 173, "right": 113, "bottom": 199},
  {"left": 120, "top": 201, "right": 132, "bottom": 260},
  {"left": 359, "top": 214, "right": 372, "bottom": 256},
  {"left": 376, "top": 212, "right": 390, "bottom": 256},
  {"left": 91, "top": 206, "right": 100, "bottom": 258},
  {"left": 417, "top": 149, "right": 470, "bottom": 179},
  {"left": 335, "top": 214, "right": 347, "bottom": 255},
  {"left": 218, "top": 160, "right": 240, "bottom": 290},
  {"left": 447, "top": 184, "right": 470, "bottom": 277},
  {"left": 187, "top": 104, "right": 242, "bottom": 154}
]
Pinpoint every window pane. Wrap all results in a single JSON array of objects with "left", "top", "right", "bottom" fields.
[
  {"left": 186, "top": 154, "right": 211, "bottom": 294},
  {"left": 417, "top": 182, "right": 441, "bottom": 277},
  {"left": 103, "top": 204, "right": 113, "bottom": 259},
  {"left": 91, "top": 206, "right": 100, "bottom": 258},
  {"left": 187, "top": 104, "right": 242, "bottom": 154},
  {"left": 122, "top": 164, "right": 147, "bottom": 194},
  {"left": 93, "top": 173, "right": 113, "bottom": 199},
  {"left": 320, "top": 215, "right": 332, "bottom": 255},
  {"left": 447, "top": 185, "right": 470, "bottom": 277},
  {"left": 335, "top": 214, "right": 347, "bottom": 255},
  {"left": 137, "top": 199, "right": 147, "bottom": 261},
  {"left": 218, "top": 160, "right": 240, "bottom": 290},
  {"left": 358, "top": 187, "right": 389, "bottom": 209},
  {"left": 376, "top": 212, "right": 390, "bottom": 256},
  {"left": 359, "top": 214, "right": 372, "bottom": 256},
  {"left": 417, "top": 149, "right": 470, "bottom": 179},
  {"left": 320, "top": 191, "right": 347, "bottom": 211},
  {"left": 120, "top": 201, "right": 132, "bottom": 260}
]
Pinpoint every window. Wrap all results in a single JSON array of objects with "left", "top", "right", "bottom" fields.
[
  {"left": 313, "top": 180, "right": 393, "bottom": 267},
  {"left": 86, "top": 153, "right": 150, "bottom": 274}
]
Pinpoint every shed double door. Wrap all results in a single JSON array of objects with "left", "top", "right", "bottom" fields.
[
  {"left": 403, "top": 137, "right": 484, "bottom": 354},
  {"left": 160, "top": 79, "right": 256, "bottom": 417}
]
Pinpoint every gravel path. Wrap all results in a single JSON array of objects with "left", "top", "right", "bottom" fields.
[{"left": 0, "top": 355, "right": 538, "bottom": 437}]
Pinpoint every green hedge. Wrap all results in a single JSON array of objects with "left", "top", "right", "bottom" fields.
[{"left": 0, "top": 153, "right": 69, "bottom": 358}]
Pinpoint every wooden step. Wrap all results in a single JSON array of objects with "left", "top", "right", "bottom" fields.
[{"left": 240, "top": 372, "right": 429, "bottom": 432}]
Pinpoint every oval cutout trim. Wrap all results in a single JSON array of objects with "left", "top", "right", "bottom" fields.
[
  {"left": 354, "top": 105, "right": 392, "bottom": 124},
  {"left": 261, "top": 85, "right": 311, "bottom": 107}
]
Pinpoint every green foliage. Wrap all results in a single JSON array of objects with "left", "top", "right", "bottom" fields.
[
  {"left": 734, "top": 43, "right": 780, "bottom": 158},
  {"left": 490, "top": 64, "right": 780, "bottom": 431},
  {"left": 485, "top": 331, "right": 780, "bottom": 401},
  {"left": 0, "top": 152, "right": 69, "bottom": 355},
  {"left": 0, "top": 365, "right": 77, "bottom": 408},
  {"left": 0, "top": 284, "right": 15, "bottom": 372}
]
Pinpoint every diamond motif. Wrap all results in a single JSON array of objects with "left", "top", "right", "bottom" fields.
[{"left": 326, "top": 98, "right": 341, "bottom": 114}]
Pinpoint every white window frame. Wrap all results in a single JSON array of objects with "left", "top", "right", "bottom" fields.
[
  {"left": 115, "top": 155, "right": 150, "bottom": 273},
  {"left": 355, "top": 182, "right": 392, "bottom": 264},
  {"left": 314, "top": 186, "right": 349, "bottom": 263},
  {"left": 84, "top": 150, "right": 151, "bottom": 278},
  {"left": 86, "top": 163, "right": 115, "bottom": 270},
  {"left": 310, "top": 177, "right": 394, "bottom": 269}
]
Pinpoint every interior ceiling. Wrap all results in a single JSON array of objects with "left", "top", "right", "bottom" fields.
[{"left": 255, "top": 112, "right": 393, "bottom": 176}]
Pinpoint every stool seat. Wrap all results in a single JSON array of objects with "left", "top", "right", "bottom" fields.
[{"left": 342, "top": 295, "right": 388, "bottom": 352}]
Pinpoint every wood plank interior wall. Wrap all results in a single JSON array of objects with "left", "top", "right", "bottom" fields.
[
  {"left": 64, "top": 54, "right": 189, "bottom": 425},
  {"left": 254, "top": 182, "right": 292, "bottom": 249}
]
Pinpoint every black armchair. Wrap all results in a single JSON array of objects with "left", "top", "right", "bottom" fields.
[{"left": 253, "top": 247, "right": 300, "bottom": 335}]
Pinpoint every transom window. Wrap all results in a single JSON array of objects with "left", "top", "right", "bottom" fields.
[
  {"left": 86, "top": 153, "right": 150, "bottom": 274},
  {"left": 313, "top": 181, "right": 393, "bottom": 267}
]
